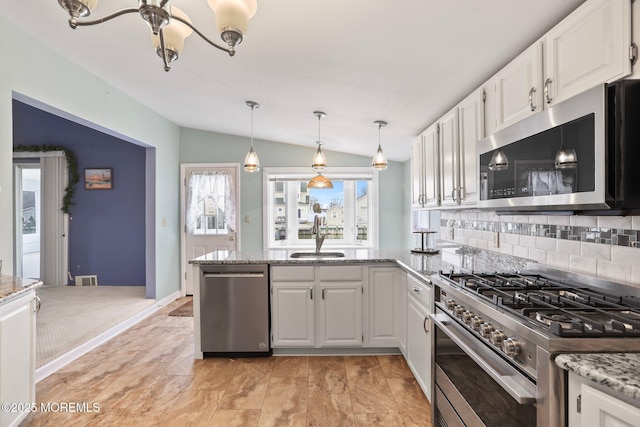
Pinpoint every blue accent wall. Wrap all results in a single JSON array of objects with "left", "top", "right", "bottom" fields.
[{"left": 13, "top": 100, "right": 146, "bottom": 286}]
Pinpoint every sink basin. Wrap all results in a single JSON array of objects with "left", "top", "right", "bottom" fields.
[{"left": 289, "top": 252, "right": 346, "bottom": 258}]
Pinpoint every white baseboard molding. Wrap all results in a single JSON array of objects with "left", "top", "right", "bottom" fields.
[
  {"left": 271, "top": 347, "right": 402, "bottom": 356},
  {"left": 35, "top": 290, "right": 182, "bottom": 382}
]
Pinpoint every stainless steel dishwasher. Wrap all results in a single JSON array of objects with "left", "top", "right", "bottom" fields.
[{"left": 199, "top": 264, "right": 270, "bottom": 356}]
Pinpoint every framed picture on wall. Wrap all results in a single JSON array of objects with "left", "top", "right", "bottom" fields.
[{"left": 85, "top": 168, "right": 113, "bottom": 190}]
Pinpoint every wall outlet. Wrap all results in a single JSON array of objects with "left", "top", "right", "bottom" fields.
[
  {"left": 245, "top": 215, "right": 251, "bottom": 223},
  {"left": 449, "top": 227, "right": 455, "bottom": 240}
]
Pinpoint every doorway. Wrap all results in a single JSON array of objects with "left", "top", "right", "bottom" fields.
[
  {"left": 181, "top": 164, "right": 240, "bottom": 295},
  {"left": 15, "top": 165, "right": 41, "bottom": 279}
]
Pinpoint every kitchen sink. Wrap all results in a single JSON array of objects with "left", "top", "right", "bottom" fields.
[{"left": 289, "top": 252, "right": 346, "bottom": 258}]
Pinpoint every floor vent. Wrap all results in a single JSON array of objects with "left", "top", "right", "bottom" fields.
[{"left": 75, "top": 275, "right": 98, "bottom": 286}]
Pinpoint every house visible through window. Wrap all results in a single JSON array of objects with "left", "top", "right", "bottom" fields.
[{"left": 264, "top": 167, "right": 378, "bottom": 249}]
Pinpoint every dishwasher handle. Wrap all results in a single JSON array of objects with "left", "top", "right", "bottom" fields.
[{"left": 203, "top": 272, "right": 265, "bottom": 278}]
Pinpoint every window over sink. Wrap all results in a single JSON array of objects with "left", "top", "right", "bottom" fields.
[{"left": 263, "top": 167, "right": 379, "bottom": 250}]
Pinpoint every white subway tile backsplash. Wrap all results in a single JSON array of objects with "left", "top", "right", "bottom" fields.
[
  {"left": 530, "top": 215, "right": 548, "bottom": 224},
  {"left": 610, "top": 246, "right": 639, "bottom": 265},
  {"left": 581, "top": 242, "right": 611, "bottom": 260},
  {"left": 500, "top": 243, "right": 514, "bottom": 256},
  {"left": 528, "top": 248, "right": 547, "bottom": 263},
  {"left": 570, "top": 216, "right": 597, "bottom": 227},
  {"left": 547, "top": 216, "right": 571, "bottom": 226},
  {"left": 556, "top": 239, "right": 581, "bottom": 256},
  {"left": 477, "top": 212, "right": 491, "bottom": 221},
  {"left": 513, "top": 215, "right": 529, "bottom": 223},
  {"left": 632, "top": 216, "right": 640, "bottom": 231},
  {"left": 513, "top": 246, "right": 529, "bottom": 259},
  {"left": 536, "top": 237, "right": 557, "bottom": 252},
  {"left": 476, "top": 240, "right": 489, "bottom": 250},
  {"left": 597, "top": 260, "right": 631, "bottom": 284},
  {"left": 597, "top": 216, "right": 632, "bottom": 229},
  {"left": 631, "top": 265, "right": 640, "bottom": 287},
  {"left": 547, "top": 252, "right": 570, "bottom": 269},
  {"left": 520, "top": 235, "right": 537, "bottom": 248},
  {"left": 503, "top": 234, "right": 520, "bottom": 246},
  {"left": 570, "top": 255, "right": 597, "bottom": 276}
]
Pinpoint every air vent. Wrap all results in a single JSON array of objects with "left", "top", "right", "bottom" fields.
[{"left": 75, "top": 275, "right": 98, "bottom": 286}]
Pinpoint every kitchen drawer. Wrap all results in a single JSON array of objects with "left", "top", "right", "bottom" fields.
[
  {"left": 271, "top": 266, "right": 315, "bottom": 282},
  {"left": 317, "top": 265, "right": 363, "bottom": 281},
  {"left": 407, "top": 274, "right": 432, "bottom": 312}
]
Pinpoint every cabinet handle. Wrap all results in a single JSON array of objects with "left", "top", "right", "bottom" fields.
[
  {"left": 412, "top": 286, "right": 420, "bottom": 292},
  {"left": 459, "top": 187, "right": 465, "bottom": 201},
  {"left": 451, "top": 189, "right": 457, "bottom": 202},
  {"left": 423, "top": 317, "right": 429, "bottom": 333},
  {"left": 322, "top": 287, "right": 325, "bottom": 300},
  {"left": 528, "top": 86, "right": 536, "bottom": 111},
  {"left": 544, "top": 77, "right": 552, "bottom": 104},
  {"left": 309, "top": 287, "right": 313, "bottom": 300},
  {"left": 35, "top": 293, "right": 41, "bottom": 313}
]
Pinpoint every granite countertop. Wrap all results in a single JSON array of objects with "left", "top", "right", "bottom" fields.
[
  {"left": 0, "top": 275, "right": 43, "bottom": 304},
  {"left": 555, "top": 353, "right": 640, "bottom": 401}
]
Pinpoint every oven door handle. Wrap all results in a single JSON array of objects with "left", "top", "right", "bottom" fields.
[{"left": 431, "top": 312, "right": 537, "bottom": 404}]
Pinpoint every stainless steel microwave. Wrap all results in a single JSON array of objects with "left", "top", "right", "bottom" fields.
[{"left": 477, "top": 80, "right": 640, "bottom": 214}]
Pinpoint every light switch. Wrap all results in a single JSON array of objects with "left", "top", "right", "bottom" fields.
[
  {"left": 161, "top": 217, "right": 167, "bottom": 227},
  {"left": 245, "top": 215, "right": 251, "bottom": 223}
]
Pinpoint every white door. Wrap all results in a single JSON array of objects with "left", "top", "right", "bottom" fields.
[
  {"left": 14, "top": 165, "right": 41, "bottom": 279},
  {"left": 182, "top": 164, "right": 240, "bottom": 295}
]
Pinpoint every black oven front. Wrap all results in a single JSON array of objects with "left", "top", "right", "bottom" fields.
[{"left": 432, "top": 308, "right": 537, "bottom": 427}]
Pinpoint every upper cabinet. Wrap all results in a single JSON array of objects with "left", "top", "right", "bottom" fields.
[
  {"left": 456, "top": 88, "right": 485, "bottom": 205},
  {"left": 439, "top": 108, "right": 458, "bottom": 206},
  {"left": 496, "top": 0, "right": 632, "bottom": 131},
  {"left": 411, "top": 124, "right": 440, "bottom": 208},
  {"left": 544, "top": 0, "right": 632, "bottom": 105}
]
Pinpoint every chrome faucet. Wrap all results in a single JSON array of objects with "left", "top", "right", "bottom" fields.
[{"left": 312, "top": 215, "right": 325, "bottom": 253}]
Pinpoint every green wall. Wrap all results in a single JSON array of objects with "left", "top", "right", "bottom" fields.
[{"left": 180, "top": 128, "right": 408, "bottom": 251}]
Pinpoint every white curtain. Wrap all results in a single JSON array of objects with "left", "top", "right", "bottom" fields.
[{"left": 186, "top": 171, "right": 236, "bottom": 234}]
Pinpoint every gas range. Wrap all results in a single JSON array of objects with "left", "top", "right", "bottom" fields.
[{"left": 430, "top": 266, "right": 640, "bottom": 427}]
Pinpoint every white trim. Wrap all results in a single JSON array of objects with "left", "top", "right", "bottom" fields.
[
  {"left": 35, "top": 290, "right": 180, "bottom": 382},
  {"left": 180, "top": 163, "right": 241, "bottom": 296},
  {"left": 13, "top": 151, "right": 65, "bottom": 159}
]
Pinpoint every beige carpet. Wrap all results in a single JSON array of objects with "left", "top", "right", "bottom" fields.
[{"left": 36, "top": 285, "right": 155, "bottom": 368}]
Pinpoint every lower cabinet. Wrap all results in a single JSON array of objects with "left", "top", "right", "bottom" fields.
[
  {"left": 0, "top": 290, "right": 37, "bottom": 427},
  {"left": 271, "top": 265, "right": 363, "bottom": 348},
  {"left": 406, "top": 274, "right": 432, "bottom": 402},
  {"left": 568, "top": 372, "right": 640, "bottom": 427},
  {"left": 367, "top": 267, "right": 406, "bottom": 351}
]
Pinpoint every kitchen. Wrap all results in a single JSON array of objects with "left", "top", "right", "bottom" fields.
[{"left": 2, "top": 0, "right": 640, "bottom": 426}]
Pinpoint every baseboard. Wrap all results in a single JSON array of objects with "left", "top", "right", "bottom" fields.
[
  {"left": 35, "top": 290, "right": 182, "bottom": 382},
  {"left": 271, "top": 347, "right": 402, "bottom": 356}
]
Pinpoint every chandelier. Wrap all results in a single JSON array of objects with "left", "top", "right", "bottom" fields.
[
  {"left": 308, "top": 111, "right": 333, "bottom": 189},
  {"left": 56, "top": 0, "right": 257, "bottom": 71}
]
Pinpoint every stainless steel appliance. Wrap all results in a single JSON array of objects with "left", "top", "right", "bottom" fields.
[
  {"left": 431, "top": 265, "right": 640, "bottom": 427},
  {"left": 199, "top": 264, "right": 270, "bottom": 356},
  {"left": 477, "top": 80, "right": 640, "bottom": 213}
]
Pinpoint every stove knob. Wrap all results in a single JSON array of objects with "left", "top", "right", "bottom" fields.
[
  {"left": 490, "top": 330, "right": 506, "bottom": 346},
  {"left": 445, "top": 299, "right": 456, "bottom": 311},
  {"left": 502, "top": 338, "right": 521, "bottom": 356},
  {"left": 462, "top": 311, "right": 474, "bottom": 324},
  {"left": 453, "top": 305, "right": 465, "bottom": 318},
  {"left": 470, "top": 316, "right": 483, "bottom": 331},
  {"left": 479, "top": 322, "right": 495, "bottom": 338}
]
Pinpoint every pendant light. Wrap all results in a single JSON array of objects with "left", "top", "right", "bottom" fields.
[
  {"left": 555, "top": 126, "right": 578, "bottom": 169},
  {"left": 488, "top": 148, "right": 509, "bottom": 171},
  {"left": 308, "top": 111, "right": 333, "bottom": 189},
  {"left": 372, "top": 120, "right": 388, "bottom": 170},
  {"left": 243, "top": 101, "right": 260, "bottom": 173}
]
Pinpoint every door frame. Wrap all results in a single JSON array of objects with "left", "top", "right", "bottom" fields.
[{"left": 180, "top": 163, "right": 241, "bottom": 296}]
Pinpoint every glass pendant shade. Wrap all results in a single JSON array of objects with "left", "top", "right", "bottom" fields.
[
  {"left": 208, "top": 0, "right": 257, "bottom": 46},
  {"left": 243, "top": 100, "right": 260, "bottom": 173},
  {"left": 555, "top": 147, "right": 578, "bottom": 169},
  {"left": 311, "top": 145, "right": 328, "bottom": 172},
  {"left": 308, "top": 173, "right": 334, "bottom": 189},
  {"left": 151, "top": 7, "right": 193, "bottom": 64},
  {"left": 372, "top": 120, "right": 388, "bottom": 170},
  {"left": 488, "top": 148, "right": 509, "bottom": 171}
]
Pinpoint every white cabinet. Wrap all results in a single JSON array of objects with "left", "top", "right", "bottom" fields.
[
  {"left": 495, "top": 42, "right": 544, "bottom": 130},
  {"left": 456, "top": 88, "right": 484, "bottom": 205},
  {"left": 405, "top": 274, "right": 432, "bottom": 402},
  {"left": 496, "top": 0, "right": 632, "bottom": 131},
  {"left": 439, "top": 108, "right": 458, "bottom": 207},
  {"left": 568, "top": 372, "right": 640, "bottom": 427},
  {"left": 411, "top": 124, "right": 440, "bottom": 208},
  {"left": 0, "top": 290, "right": 37, "bottom": 427},
  {"left": 271, "top": 265, "right": 362, "bottom": 348},
  {"left": 545, "top": 0, "right": 632, "bottom": 106},
  {"left": 367, "top": 267, "right": 406, "bottom": 351}
]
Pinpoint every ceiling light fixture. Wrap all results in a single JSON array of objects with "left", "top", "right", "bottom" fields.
[
  {"left": 56, "top": 0, "right": 257, "bottom": 72},
  {"left": 243, "top": 100, "right": 260, "bottom": 173},
  {"left": 308, "top": 111, "right": 333, "bottom": 189},
  {"left": 372, "top": 120, "right": 388, "bottom": 170}
]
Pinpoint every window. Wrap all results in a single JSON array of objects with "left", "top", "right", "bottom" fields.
[{"left": 264, "top": 167, "right": 378, "bottom": 249}]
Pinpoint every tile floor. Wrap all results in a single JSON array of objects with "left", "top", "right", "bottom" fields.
[{"left": 22, "top": 298, "right": 432, "bottom": 426}]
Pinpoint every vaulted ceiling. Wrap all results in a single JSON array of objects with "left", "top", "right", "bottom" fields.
[{"left": 2, "top": 0, "right": 585, "bottom": 161}]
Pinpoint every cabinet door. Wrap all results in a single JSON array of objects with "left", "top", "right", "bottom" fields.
[
  {"left": 423, "top": 124, "right": 440, "bottom": 207},
  {"left": 0, "top": 292, "right": 36, "bottom": 427},
  {"left": 406, "top": 296, "right": 431, "bottom": 401},
  {"left": 411, "top": 136, "right": 425, "bottom": 208},
  {"left": 545, "top": 0, "right": 631, "bottom": 107},
  {"left": 395, "top": 272, "right": 407, "bottom": 357},
  {"left": 368, "top": 267, "right": 400, "bottom": 347},
  {"left": 319, "top": 283, "right": 362, "bottom": 347},
  {"left": 581, "top": 382, "right": 640, "bottom": 427},
  {"left": 439, "top": 108, "right": 459, "bottom": 206},
  {"left": 495, "top": 42, "right": 543, "bottom": 130},
  {"left": 457, "top": 88, "right": 484, "bottom": 205},
  {"left": 271, "top": 283, "right": 315, "bottom": 347}
]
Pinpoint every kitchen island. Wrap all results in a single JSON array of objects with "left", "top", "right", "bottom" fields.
[{"left": 0, "top": 275, "right": 41, "bottom": 427}]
